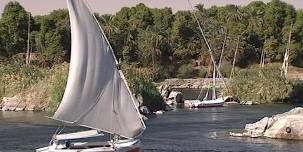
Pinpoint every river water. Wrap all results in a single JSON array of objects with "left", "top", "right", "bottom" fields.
[{"left": 0, "top": 104, "right": 303, "bottom": 152}]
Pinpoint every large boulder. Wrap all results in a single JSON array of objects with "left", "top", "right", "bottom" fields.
[
  {"left": 167, "top": 91, "right": 183, "bottom": 104},
  {"left": 243, "top": 117, "right": 269, "bottom": 138},
  {"left": 264, "top": 108, "right": 303, "bottom": 140},
  {"left": 158, "top": 85, "right": 172, "bottom": 99},
  {"left": 230, "top": 107, "right": 303, "bottom": 140}
]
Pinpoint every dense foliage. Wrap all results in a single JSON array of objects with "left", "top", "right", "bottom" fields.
[
  {"left": 0, "top": 0, "right": 302, "bottom": 78},
  {"left": 0, "top": 63, "right": 45, "bottom": 99},
  {"left": 230, "top": 64, "right": 293, "bottom": 103},
  {"left": 0, "top": 1, "right": 303, "bottom": 108},
  {"left": 121, "top": 63, "right": 165, "bottom": 111},
  {"left": 48, "top": 64, "right": 68, "bottom": 111}
]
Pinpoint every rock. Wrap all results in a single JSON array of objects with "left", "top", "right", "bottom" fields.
[
  {"left": 263, "top": 107, "right": 303, "bottom": 140},
  {"left": 230, "top": 107, "right": 303, "bottom": 140},
  {"left": 240, "top": 100, "right": 253, "bottom": 105},
  {"left": 25, "top": 104, "right": 44, "bottom": 111},
  {"left": 229, "top": 132, "right": 244, "bottom": 137},
  {"left": 243, "top": 117, "right": 269, "bottom": 138},
  {"left": 167, "top": 91, "right": 183, "bottom": 104},
  {"left": 141, "top": 114, "right": 148, "bottom": 121},
  {"left": 1, "top": 106, "right": 9, "bottom": 111},
  {"left": 165, "top": 99, "right": 175, "bottom": 105},
  {"left": 25, "top": 105, "right": 36, "bottom": 111},
  {"left": 154, "top": 110, "right": 164, "bottom": 115},
  {"left": 240, "top": 100, "right": 260, "bottom": 105},
  {"left": 1, "top": 96, "right": 23, "bottom": 111},
  {"left": 139, "top": 106, "right": 150, "bottom": 115},
  {"left": 15, "top": 107, "right": 25, "bottom": 111},
  {"left": 134, "top": 94, "right": 143, "bottom": 107},
  {"left": 158, "top": 85, "right": 172, "bottom": 99}
]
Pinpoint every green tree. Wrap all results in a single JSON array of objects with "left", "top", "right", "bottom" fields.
[
  {"left": 171, "top": 11, "right": 200, "bottom": 63},
  {"left": 128, "top": 3, "right": 153, "bottom": 29},
  {"left": 292, "top": 10, "right": 303, "bottom": 67},
  {"left": 151, "top": 7, "right": 173, "bottom": 33},
  {"left": 263, "top": 0, "right": 296, "bottom": 62},
  {"left": 0, "top": 1, "right": 29, "bottom": 56},
  {"left": 38, "top": 9, "right": 70, "bottom": 65}
]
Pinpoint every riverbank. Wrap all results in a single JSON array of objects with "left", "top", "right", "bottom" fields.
[
  {"left": 1, "top": 62, "right": 303, "bottom": 112},
  {"left": 0, "top": 62, "right": 167, "bottom": 113}
]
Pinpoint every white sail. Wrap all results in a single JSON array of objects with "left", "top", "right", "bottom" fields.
[{"left": 53, "top": 0, "right": 145, "bottom": 139}]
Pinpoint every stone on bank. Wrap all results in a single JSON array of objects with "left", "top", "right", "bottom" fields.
[{"left": 230, "top": 107, "right": 303, "bottom": 140}]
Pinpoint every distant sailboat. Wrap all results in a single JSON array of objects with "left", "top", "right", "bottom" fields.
[
  {"left": 184, "top": 0, "right": 227, "bottom": 108},
  {"left": 184, "top": 63, "right": 224, "bottom": 108},
  {"left": 36, "top": 0, "right": 145, "bottom": 151}
]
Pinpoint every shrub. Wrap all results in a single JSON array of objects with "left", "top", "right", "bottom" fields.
[
  {"left": 177, "top": 64, "right": 193, "bottom": 78},
  {"left": 121, "top": 63, "right": 165, "bottom": 111},
  {"left": 220, "top": 62, "right": 233, "bottom": 77},
  {"left": 289, "top": 80, "right": 303, "bottom": 102},
  {"left": 0, "top": 63, "right": 45, "bottom": 99},
  {"left": 230, "top": 65, "right": 293, "bottom": 103},
  {"left": 140, "top": 81, "right": 166, "bottom": 111},
  {"left": 48, "top": 64, "right": 68, "bottom": 111},
  {"left": 198, "top": 68, "right": 208, "bottom": 78}
]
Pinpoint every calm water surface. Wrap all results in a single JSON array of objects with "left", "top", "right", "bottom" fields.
[{"left": 0, "top": 104, "right": 303, "bottom": 152}]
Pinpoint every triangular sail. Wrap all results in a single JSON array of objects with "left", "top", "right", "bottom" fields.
[{"left": 53, "top": 0, "right": 145, "bottom": 139}]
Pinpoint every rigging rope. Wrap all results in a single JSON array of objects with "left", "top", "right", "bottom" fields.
[{"left": 187, "top": 0, "right": 230, "bottom": 94}]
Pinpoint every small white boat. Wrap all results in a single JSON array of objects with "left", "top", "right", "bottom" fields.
[
  {"left": 185, "top": 98, "right": 224, "bottom": 108},
  {"left": 185, "top": 63, "right": 224, "bottom": 108},
  {"left": 36, "top": 0, "right": 146, "bottom": 151}
]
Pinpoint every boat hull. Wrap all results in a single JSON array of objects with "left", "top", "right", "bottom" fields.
[
  {"left": 184, "top": 98, "right": 224, "bottom": 108},
  {"left": 36, "top": 139, "right": 141, "bottom": 152}
]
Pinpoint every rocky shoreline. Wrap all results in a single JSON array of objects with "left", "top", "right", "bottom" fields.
[
  {"left": 154, "top": 78, "right": 230, "bottom": 89},
  {"left": 230, "top": 107, "right": 303, "bottom": 140},
  {"left": 0, "top": 96, "right": 46, "bottom": 111}
]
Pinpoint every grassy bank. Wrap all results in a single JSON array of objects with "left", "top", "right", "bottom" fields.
[
  {"left": 0, "top": 62, "right": 165, "bottom": 112},
  {"left": 0, "top": 62, "right": 68, "bottom": 111}
]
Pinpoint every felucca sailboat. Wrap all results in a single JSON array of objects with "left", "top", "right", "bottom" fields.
[
  {"left": 37, "top": 0, "right": 146, "bottom": 151},
  {"left": 184, "top": 63, "right": 224, "bottom": 108}
]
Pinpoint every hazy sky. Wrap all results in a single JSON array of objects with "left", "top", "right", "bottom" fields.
[{"left": 0, "top": 0, "right": 302, "bottom": 16}]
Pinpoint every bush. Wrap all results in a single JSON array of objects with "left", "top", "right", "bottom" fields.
[
  {"left": 140, "top": 81, "right": 166, "bottom": 111},
  {"left": 48, "top": 64, "right": 68, "bottom": 111},
  {"left": 0, "top": 63, "right": 45, "bottom": 99},
  {"left": 289, "top": 80, "right": 303, "bottom": 102},
  {"left": 122, "top": 63, "right": 165, "bottom": 111},
  {"left": 230, "top": 65, "right": 293, "bottom": 103},
  {"left": 177, "top": 64, "right": 193, "bottom": 78},
  {"left": 198, "top": 68, "right": 208, "bottom": 78},
  {"left": 220, "top": 62, "right": 233, "bottom": 77}
]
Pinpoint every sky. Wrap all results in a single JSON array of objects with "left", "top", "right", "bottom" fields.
[{"left": 0, "top": 0, "right": 302, "bottom": 16}]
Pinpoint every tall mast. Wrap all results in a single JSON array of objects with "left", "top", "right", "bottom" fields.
[
  {"left": 281, "top": 23, "right": 293, "bottom": 78},
  {"left": 26, "top": 13, "right": 31, "bottom": 65},
  {"left": 259, "top": 45, "right": 265, "bottom": 72},
  {"left": 187, "top": 0, "right": 229, "bottom": 93},
  {"left": 230, "top": 36, "right": 240, "bottom": 79},
  {"left": 218, "top": 29, "right": 227, "bottom": 73},
  {"left": 212, "top": 63, "right": 216, "bottom": 100}
]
